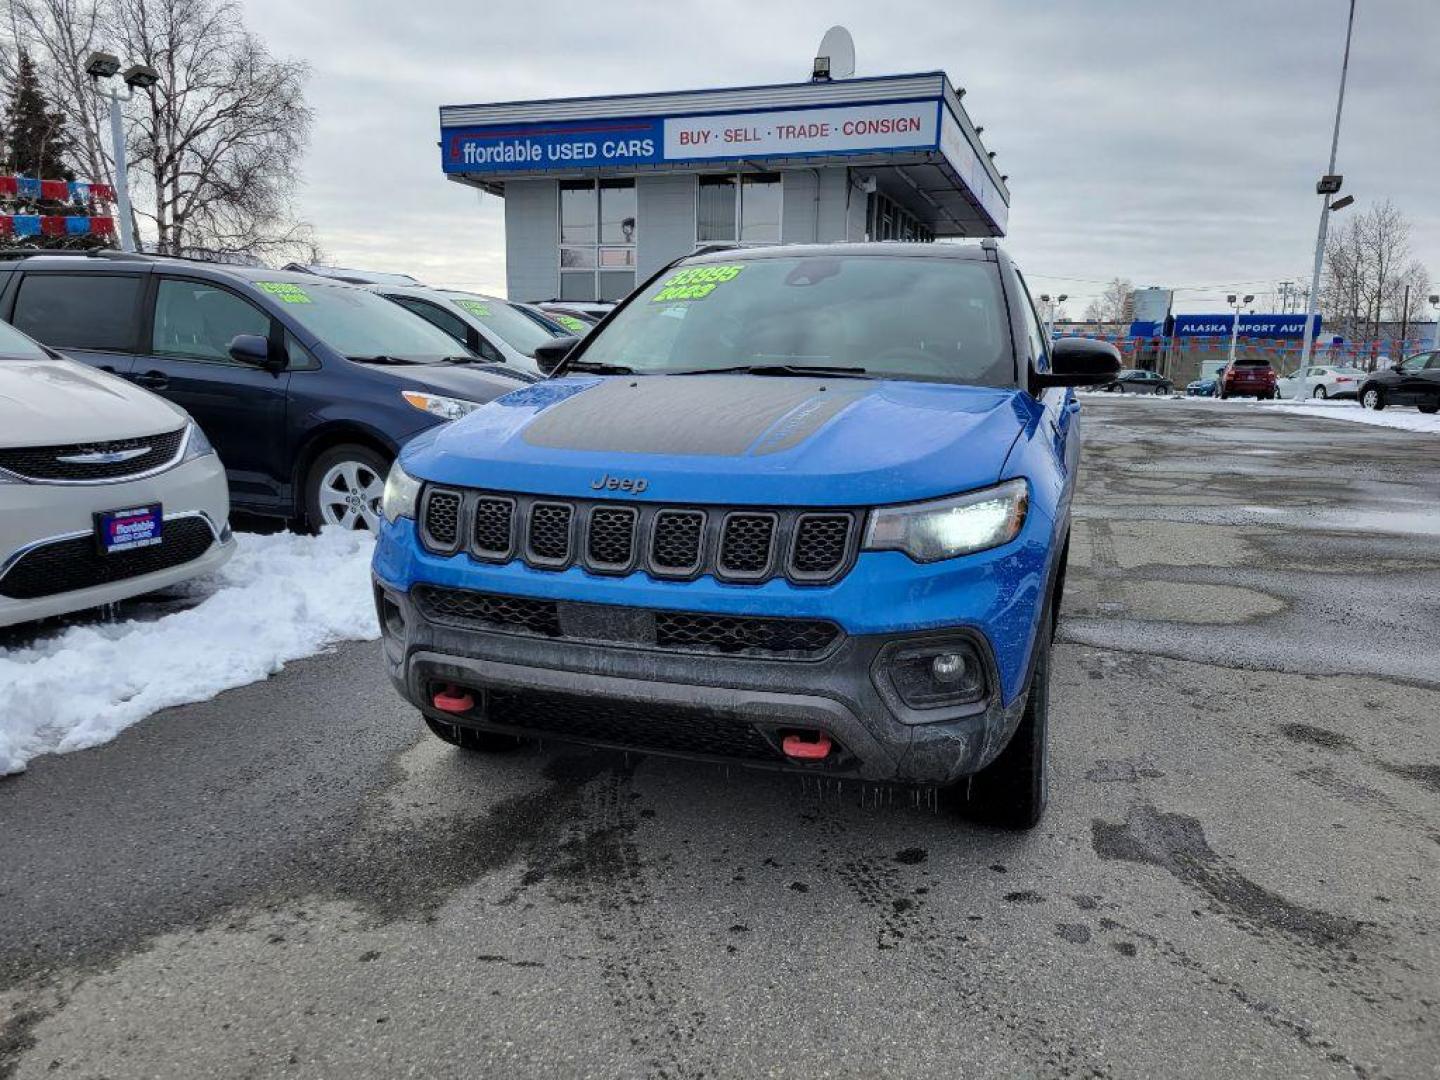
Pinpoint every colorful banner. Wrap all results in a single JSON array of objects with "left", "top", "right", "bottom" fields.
[
  {"left": 0, "top": 214, "right": 114, "bottom": 237},
  {"left": 0, "top": 176, "right": 115, "bottom": 203}
]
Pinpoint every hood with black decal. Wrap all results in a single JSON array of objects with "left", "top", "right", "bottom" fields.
[{"left": 401, "top": 374, "right": 1037, "bottom": 507}]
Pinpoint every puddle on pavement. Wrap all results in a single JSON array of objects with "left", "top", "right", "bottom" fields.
[{"left": 1065, "top": 579, "right": 1285, "bottom": 625}]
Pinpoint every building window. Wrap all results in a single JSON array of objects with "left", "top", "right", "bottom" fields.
[
  {"left": 559, "top": 178, "right": 636, "bottom": 301},
  {"left": 865, "top": 191, "right": 933, "bottom": 243},
  {"left": 696, "top": 172, "right": 781, "bottom": 246}
]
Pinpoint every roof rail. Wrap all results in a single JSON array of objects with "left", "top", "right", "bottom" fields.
[{"left": 0, "top": 246, "right": 154, "bottom": 262}]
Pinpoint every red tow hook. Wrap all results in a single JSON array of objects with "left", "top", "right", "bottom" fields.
[
  {"left": 432, "top": 684, "right": 475, "bottom": 715},
  {"left": 782, "top": 731, "right": 833, "bottom": 761}
]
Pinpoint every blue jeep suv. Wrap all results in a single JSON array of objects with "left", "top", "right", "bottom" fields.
[{"left": 372, "top": 242, "right": 1119, "bottom": 827}]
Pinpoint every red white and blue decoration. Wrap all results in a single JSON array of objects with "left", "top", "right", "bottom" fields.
[{"left": 0, "top": 175, "right": 117, "bottom": 239}]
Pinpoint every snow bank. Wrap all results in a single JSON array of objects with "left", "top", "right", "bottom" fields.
[
  {"left": 0, "top": 529, "right": 379, "bottom": 775},
  {"left": 1256, "top": 398, "right": 1440, "bottom": 434},
  {"left": 1080, "top": 391, "right": 1440, "bottom": 434}
]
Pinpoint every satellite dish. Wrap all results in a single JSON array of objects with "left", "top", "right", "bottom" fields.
[{"left": 813, "top": 25, "right": 856, "bottom": 81}]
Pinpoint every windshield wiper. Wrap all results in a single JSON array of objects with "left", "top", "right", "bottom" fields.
[
  {"left": 349, "top": 354, "right": 423, "bottom": 366},
  {"left": 560, "top": 360, "right": 635, "bottom": 375},
  {"left": 667, "top": 364, "right": 871, "bottom": 379}
]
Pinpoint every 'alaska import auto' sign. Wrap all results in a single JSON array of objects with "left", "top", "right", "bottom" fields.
[{"left": 1173, "top": 314, "right": 1321, "bottom": 339}]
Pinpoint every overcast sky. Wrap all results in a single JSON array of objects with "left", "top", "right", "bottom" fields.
[{"left": 244, "top": 0, "right": 1438, "bottom": 317}]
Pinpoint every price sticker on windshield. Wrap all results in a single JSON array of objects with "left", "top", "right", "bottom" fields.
[
  {"left": 455, "top": 299, "right": 493, "bottom": 319},
  {"left": 651, "top": 264, "right": 744, "bottom": 302},
  {"left": 257, "top": 281, "right": 312, "bottom": 304},
  {"left": 551, "top": 314, "right": 589, "bottom": 333}
]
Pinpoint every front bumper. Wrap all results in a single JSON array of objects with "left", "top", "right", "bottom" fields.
[
  {"left": 374, "top": 579, "right": 1031, "bottom": 785},
  {"left": 0, "top": 454, "right": 235, "bottom": 628}
]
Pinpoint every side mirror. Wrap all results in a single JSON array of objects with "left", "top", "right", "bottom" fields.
[
  {"left": 1033, "top": 337, "right": 1122, "bottom": 389},
  {"left": 228, "top": 333, "right": 281, "bottom": 371},
  {"left": 533, "top": 334, "right": 581, "bottom": 377}
]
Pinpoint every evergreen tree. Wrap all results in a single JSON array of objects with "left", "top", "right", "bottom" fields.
[{"left": 6, "top": 49, "right": 74, "bottom": 183}]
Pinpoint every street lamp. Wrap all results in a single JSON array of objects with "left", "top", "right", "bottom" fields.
[
  {"left": 1038, "top": 294, "right": 1067, "bottom": 341},
  {"left": 1227, "top": 294, "right": 1254, "bottom": 367},
  {"left": 1430, "top": 294, "right": 1440, "bottom": 351},
  {"left": 84, "top": 51, "right": 157, "bottom": 253},
  {"left": 1297, "top": 0, "right": 1358, "bottom": 379}
]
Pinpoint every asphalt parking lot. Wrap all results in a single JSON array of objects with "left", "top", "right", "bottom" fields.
[{"left": 2, "top": 397, "right": 1437, "bottom": 1079}]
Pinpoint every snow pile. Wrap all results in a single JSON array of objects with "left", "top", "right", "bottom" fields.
[
  {"left": 1256, "top": 398, "right": 1440, "bottom": 434},
  {"left": 0, "top": 528, "right": 379, "bottom": 775},
  {"left": 1081, "top": 391, "right": 1440, "bottom": 434}
]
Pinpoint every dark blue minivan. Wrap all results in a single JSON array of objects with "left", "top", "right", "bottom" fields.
[{"left": 0, "top": 252, "right": 532, "bottom": 530}]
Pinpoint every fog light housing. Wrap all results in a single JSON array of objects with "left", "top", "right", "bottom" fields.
[{"left": 883, "top": 640, "right": 986, "bottom": 709}]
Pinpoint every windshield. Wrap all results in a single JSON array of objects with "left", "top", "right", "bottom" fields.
[
  {"left": 445, "top": 294, "right": 558, "bottom": 357},
  {"left": 574, "top": 255, "right": 1012, "bottom": 385},
  {"left": 254, "top": 281, "right": 474, "bottom": 361},
  {"left": 0, "top": 318, "right": 53, "bottom": 361}
]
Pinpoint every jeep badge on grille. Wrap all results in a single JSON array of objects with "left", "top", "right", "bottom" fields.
[{"left": 591, "top": 473, "right": 648, "bottom": 494}]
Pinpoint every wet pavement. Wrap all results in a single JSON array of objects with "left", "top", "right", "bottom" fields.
[{"left": 2, "top": 397, "right": 1437, "bottom": 1079}]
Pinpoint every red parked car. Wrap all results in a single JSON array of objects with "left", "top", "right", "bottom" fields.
[{"left": 1219, "top": 358, "right": 1278, "bottom": 400}]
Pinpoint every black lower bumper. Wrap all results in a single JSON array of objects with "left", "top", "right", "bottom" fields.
[{"left": 375, "top": 581, "right": 1030, "bottom": 785}]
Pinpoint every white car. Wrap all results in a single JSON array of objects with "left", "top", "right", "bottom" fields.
[
  {"left": 1276, "top": 364, "right": 1367, "bottom": 400},
  {"left": 0, "top": 323, "right": 234, "bottom": 628},
  {"left": 369, "top": 286, "right": 568, "bottom": 376}
]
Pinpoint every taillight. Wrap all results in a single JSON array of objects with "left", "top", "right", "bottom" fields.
[{"left": 1335, "top": 376, "right": 1352, "bottom": 383}]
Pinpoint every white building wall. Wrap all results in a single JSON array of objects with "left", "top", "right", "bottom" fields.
[
  {"left": 814, "top": 168, "right": 863, "bottom": 243},
  {"left": 501, "top": 166, "right": 871, "bottom": 299},
  {"left": 504, "top": 179, "right": 558, "bottom": 300},
  {"left": 636, "top": 174, "right": 696, "bottom": 279},
  {"left": 780, "top": 170, "right": 819, "bottom": 244}
]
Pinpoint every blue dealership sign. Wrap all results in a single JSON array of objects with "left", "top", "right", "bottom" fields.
[
  {"left": 442, "top": 100, "right": 942, "bottom": 176},
  {"left": 443, "top": 118, "right": 664, "bottom": 174},
  {"left": 1172, "top": 314, "right": 1320, "bottom": 339}
]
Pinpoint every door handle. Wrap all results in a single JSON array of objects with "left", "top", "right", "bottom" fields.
[{"left": 133, "top": 370, "right": 169, "bottom": 390}]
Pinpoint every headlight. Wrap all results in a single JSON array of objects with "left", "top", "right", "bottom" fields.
[
  {"left": 400, "top": 390, "right": 482, "bottom": 421},
  {"left": 863, "top": 479, "right": 1029, "bottom": 563},
  {"left": 179, "top": 421, "right": 216, "bottom": 462},
  {"left": 381, "top": 461, "right": 422, "bottom": 523}
]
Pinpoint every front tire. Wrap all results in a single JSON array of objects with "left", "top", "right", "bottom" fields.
[
  {"left": 960, "top": 607, "right": 1052, "bottom": 830},
  {"left": 304, "top": 444, "right": 391, "bottom": 533},
  {"left": 1361, "top": 387, "right": 1386, "bottom": 411},
  {"left": 1420, "top": 402, "right": 1439, "bottom": 415}
]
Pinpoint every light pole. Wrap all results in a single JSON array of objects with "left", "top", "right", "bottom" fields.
[
  {"left": 1227, "top": 293, "right": 1254, "bottom": 367},
  {"left": 1431, "top": 295, "right": 1440, "bottom": 351},
  {"left": 84, "top": 51, "right": 158, "bottom": 253},
  {"left": 1038, "top": 293, "right": 1067, "bottom": 341},
  {"left": 1297, "top": 0, "right": 1358, "bottom": 383}
]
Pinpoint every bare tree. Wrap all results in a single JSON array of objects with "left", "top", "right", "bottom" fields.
[
  {"left": 1082, "top": 278, "right": 1132, "bottom": 324},
  {"left": 3, "top": 0, "right": 319, "bottom": 259},
  {"left": 1320, "top": 199, "right": 1431, "bottom": 344}
]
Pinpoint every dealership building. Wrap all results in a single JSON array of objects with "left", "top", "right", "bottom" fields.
[{"left": 438, "top": 71, "right": 1010, "bottom": 303}]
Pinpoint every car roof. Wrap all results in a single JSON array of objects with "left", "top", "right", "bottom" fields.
[
  {"left": 0, "top": 250, "right": 369, "bottom": 289},
  {"left": 367, "top": 284, "right": 507, "bottom": 304},
  {"left": 682, "top": 240, "right": 995, "bottom": 265},
  {"left": 281, "top": 263, "right": 423, "bottom": 286}
]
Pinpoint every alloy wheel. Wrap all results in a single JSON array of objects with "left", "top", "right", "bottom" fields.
[{"left": 318, "top": 459, "right": 385, "bottom": 531}]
